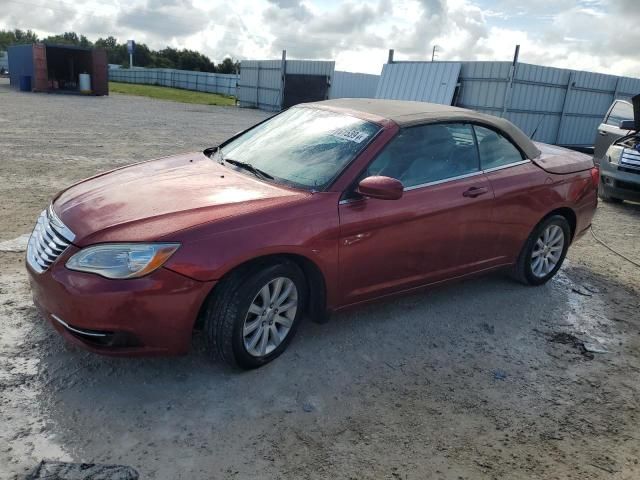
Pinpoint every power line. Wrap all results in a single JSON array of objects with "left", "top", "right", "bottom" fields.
[{"left": 590, "top": 225, "right": 640, "bottom": 269}]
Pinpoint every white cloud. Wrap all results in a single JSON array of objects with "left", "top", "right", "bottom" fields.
[{"left": 1, "top": 0, "right": 639, "bottom": 77}]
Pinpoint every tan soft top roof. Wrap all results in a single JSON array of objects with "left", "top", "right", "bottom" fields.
[{"left": 308, "top": 98, "right": 541, "bottom": 159}]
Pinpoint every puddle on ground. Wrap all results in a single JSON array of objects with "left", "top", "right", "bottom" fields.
[{"left": 551, "top": 265, "right": 612, "bottom": 349}]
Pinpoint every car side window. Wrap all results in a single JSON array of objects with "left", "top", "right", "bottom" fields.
[
  {"left": 474, "top": 125, "right": 524, "bottom": 170},
  {"left": 605, "top": 101, "right": 633, "bottom": 127},
  {"left": 365, "top": 123, "right": 480, "bottom": 189}
]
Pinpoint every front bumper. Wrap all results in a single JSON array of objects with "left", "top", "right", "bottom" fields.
[
  {"left": 600, "top": 161, "right": 640, "bottom": 202},
  {"left": 27, "top": 246, "right": 215, "bottom": 356}
]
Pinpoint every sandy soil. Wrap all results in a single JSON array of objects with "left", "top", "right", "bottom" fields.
[{"left": 1, "top": 78, "right": 639, "bottom": 479}]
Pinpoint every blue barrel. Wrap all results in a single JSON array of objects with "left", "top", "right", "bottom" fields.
[{"left": 19, "top": 76, "right": 32, "bottom": 92}]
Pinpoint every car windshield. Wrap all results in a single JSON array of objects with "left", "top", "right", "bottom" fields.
[{"left": 219, "top": 107, "right": 381, "bottom": 190}]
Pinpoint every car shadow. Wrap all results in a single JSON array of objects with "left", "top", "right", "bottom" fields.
[{"left": 24, "top": 262, "right": 637, "bottom": 477}]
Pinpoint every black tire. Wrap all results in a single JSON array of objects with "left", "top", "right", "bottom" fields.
[
  {"left": 203, "top": 260, "right": 306, "bottom": 369},
  {"left": 599, "top": 179, "right": 623, "bottom": 203},
  {"left": 513, "top": 215, "right": 571, "bottom": 286}
]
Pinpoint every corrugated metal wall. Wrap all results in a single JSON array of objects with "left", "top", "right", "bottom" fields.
[
  {"left": 330, "top": 71, "right": 380, "bottom": 99},
  {"left": 376, "top": 62, "right": 461, "bottom": 104},
  {"left": 238, "top": 59, "right": 335, "bottom": 111},
  {"left": 109, "top": 67, "right": 239, "bottom": 96},
  {"left": 377, "top": 60, "right": 640, "bottom": 147},
  {"left": 457, "top": 61, "right": 640, "bottom": 146},
  {"left": 285, "top": 60, "right": 334, "bottom": 76},
  {"left": 238, "top": 60, "right": 283, "bottom": 111}
]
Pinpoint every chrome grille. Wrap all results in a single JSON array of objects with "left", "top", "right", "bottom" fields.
[
  {"left": 27, "top": 206, "right": 75, "bottom": 273},
  {"left": 620, "top": 147, "right": 640, "bottom": 172}
]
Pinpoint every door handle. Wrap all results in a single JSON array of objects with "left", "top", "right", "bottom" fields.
[
  {"left": 598, "top": 130, "right": 607, "bottom": 136},
  {"left": 463, "top": 186, "right": 489, "bottom": 198}
]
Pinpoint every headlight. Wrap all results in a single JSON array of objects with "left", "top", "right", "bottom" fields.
[
  {"left": 66, "top": 243, "right": 180, "bottom": 279},
  {"left": 606, "top": 145, "right": 623, "bottom": 165}
]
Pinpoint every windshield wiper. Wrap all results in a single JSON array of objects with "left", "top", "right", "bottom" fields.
[{"left": 224, "top": 158, "right": 274, "bottom": 180}]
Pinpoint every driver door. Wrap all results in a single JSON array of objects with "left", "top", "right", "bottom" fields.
[{"left": 338, "top": 122, "right": 496, "bottom": 306}]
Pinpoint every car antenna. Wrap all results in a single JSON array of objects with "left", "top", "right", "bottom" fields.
[{"left": 529, "top": 114, "right": 545, "bottom": 140}]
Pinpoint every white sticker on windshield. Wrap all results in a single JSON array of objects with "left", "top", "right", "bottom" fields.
[{"left": 332, "top": 128, "right": 370, "bottom": 143}]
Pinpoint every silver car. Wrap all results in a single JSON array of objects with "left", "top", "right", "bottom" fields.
[
  {"left": 598, "top": 95, "right": 640, "bottom": 203},
  {"left": 594, "top": 99, "right": 634, "bottom": 166}
]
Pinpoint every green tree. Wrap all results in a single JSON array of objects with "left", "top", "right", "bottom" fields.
[
  {"left": 216, "top": 57, "right": 240, "bottom": 74},
  {"left": 43, "top": 32, "right": 93, "bottom": 47},
  {"left": 0, "top": 29, "right": 39, "bottom": 50}
]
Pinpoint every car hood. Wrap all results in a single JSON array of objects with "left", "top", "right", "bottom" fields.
[{"left": 53, "top": 152, "right": 307, "bottom": 246}]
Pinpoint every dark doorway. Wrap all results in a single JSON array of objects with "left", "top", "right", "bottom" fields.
[
  {"left": 45, "top": 45, "right": 92, "bottom": 92},
  {"left": 282, "top": 74, "right": 329, "bottom": 109}
]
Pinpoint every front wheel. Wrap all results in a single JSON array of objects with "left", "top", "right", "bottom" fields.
[
  {"left": 203, "top": 261, "right": 306, "bottom": 369},
  {"left": 513, "top": 215, "right": 570, "bottom": 286}
]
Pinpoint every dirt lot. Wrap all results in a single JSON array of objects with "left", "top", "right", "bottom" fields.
[{"left": 1, "top": 78, "right": 639, "bottom": 480}]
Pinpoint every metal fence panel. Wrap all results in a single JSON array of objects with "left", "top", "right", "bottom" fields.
[
  {"left": 617, "top": 77, "right": 640, "bottom": 99},
  {"left": 457, "top": 62, "right": 510, "bottom": 113},
  {"left": 457, "top": 61, "right": 640, "bottom": 146},
  {"left": 238, "top": 59, "right": 335, "bottom": 111},
  {"left": 379, "top": 60, "right": 639, "bottom": 146},
  {"left": 108, "top": 67, "right": 239, "bottom": 96},
  {"left": 285, "top": 60, "right": 334, "bottom": 76},
  {"left": 238, "top": 60, "right": 282, "bottom": 111},
  {"left": 330, "top": 71, "right": 379, "bottom": 99},
  {"left": 505, "top": 111, "right": 561, "bottom": 143},
  {"left": 376, "top": 62, "right": 461, "bottom": 104}
]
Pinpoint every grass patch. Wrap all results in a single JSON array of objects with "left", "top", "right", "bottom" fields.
[{"left": 109, "top": 82, "right": 236, "bottom": 106}]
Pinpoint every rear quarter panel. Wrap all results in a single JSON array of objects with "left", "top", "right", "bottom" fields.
[{"left": 485, "top": 161, "right": 596, "bottom": 262}]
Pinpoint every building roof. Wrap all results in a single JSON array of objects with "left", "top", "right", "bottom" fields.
[{"left": 310, "top": 98, "right": 541, "bottom": 159}]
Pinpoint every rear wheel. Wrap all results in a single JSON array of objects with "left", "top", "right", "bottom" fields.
[
  {"left": 203, "top": 261, "right": 306, "bottom": 369},
  {"left": 513, "top": 215, "right": 570, "bottom": 286}
]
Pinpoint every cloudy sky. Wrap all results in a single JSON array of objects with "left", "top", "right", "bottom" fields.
[{"left": 2, "top": 0, "right": 639, "bottom": 77}]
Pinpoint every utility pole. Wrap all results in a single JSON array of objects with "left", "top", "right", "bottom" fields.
[{"left": 431, "top": 45, "right": 440, "bottom": 62}]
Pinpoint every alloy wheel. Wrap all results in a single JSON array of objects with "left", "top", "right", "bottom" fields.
[
  {"left": 242, "top": 277, "right": 298, "bottom": 357},
  {"left": 531, "top": 224, "right": 565, "bottom": 278}
]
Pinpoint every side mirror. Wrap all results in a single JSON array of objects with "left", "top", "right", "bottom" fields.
[
  {"left": 357, "top": 176, "right": 404, "bottom": 200},
  {"left": 619, "top": 119, "right": 637, "bottom": 131},
  {"left": 203, "top": 145, "right": 220, "bottom": 157}
]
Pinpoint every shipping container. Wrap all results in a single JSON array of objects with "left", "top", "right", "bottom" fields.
[{"left": 7, "top": 43, "right": 108, "bottom": 95}]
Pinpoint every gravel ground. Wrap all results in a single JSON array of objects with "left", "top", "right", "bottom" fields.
[{"left": 1, "top": 78, "right": 639, "bottom": 480}]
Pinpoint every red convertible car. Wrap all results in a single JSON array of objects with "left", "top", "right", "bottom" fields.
[{"left": 26, "top": 99, "right": 598, "bottom": 368}]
